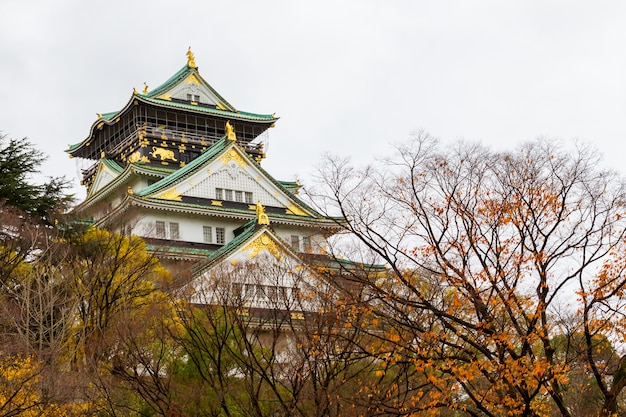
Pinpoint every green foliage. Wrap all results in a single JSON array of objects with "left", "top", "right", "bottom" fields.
[{"left": 0, "top": 132, "right": 73, "bottom": 221}]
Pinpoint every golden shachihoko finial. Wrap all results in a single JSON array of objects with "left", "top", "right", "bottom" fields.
[
  {"left": 256, "top": 201, "right": 270, "bottom": 225},
  {"left": 225, "top": 121, "right": 237, "bottom": 141},
  {"left": 143, "top": 82, "right": 149, "bottom": 94},
  {"left": 186, "top": 47, "right": 197, "bottom": 68}
]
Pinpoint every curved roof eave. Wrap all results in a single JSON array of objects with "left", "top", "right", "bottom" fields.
[
  {"left": 72, "top": 163, "right": 136, "bottom": 212},
  {"left": 128, "top": 196, "right": 339, "bottom": 228},
  {"left": 66, "top": 94, "right": 138, "bottom": 154},
  {"left": 73, "top": 161, "right": 173, "bottom": 213},
  {"left": 139, "top": 96, "right": 278, "bottom": 121}
]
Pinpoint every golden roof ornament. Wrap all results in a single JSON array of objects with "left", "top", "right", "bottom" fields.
[
  {"left": 186, "top": 47, "right": 197, "bottom": 69},
  {"left": 142, "top": 82, "right": 149, "bottom": 94},
  {"left": 225, "top": 121, "right": 237, "bottom": 141},
  {"left": 256, "top": 201, "right": 270, "bottom": 225}
]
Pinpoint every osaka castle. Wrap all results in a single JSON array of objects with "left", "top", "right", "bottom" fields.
[{"left": 67, "top": 49, "right": 342, "bottom": 299}]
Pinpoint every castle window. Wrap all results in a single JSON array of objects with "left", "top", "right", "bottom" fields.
[
  {"left": 156, "top": 221, "right": 166, "bottom": 238},
  {"left": 216, "top": 227, "right": 225, "bottom": 245},
  {"left": 216, "top": 188, "right": 253, "bottom": 204},
  {"left": 155, "top": 220, "right": 180, "bottom": 239},
  {"left": 169, "top": 222, "right": 180, "bottom": 240},
  {"left": 203, "top": 226, "right": 213, "bottom": 243},
  {"left": 186, "top": 93, "right": 200, "bottom": 102},
  {"left": 303, "top": 236, "right": 312, "bottom": 252},
  {"left": 235, "top": 283, "right": 291, "bottom": 304},
  {"left": 290, "top": 235, "right": 300, "bottom": 251}
]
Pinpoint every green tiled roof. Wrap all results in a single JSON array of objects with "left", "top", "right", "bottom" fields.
[
  {"left": 138, "top": 96, "right": 276, "bottom": 122},
  {"left": 145, "top": 65, "right": 192, "bottom": 99},
  {"left": 100, "top": 111, "right": 119, "bottom": 121},
  {"left": 102, "top": 159, "right": 123, "bottom": 174},
  {"left": 145, "top": 243, "right": 216, "bottom": 257},
  {"left": 135, "top": 196, "right": 337, "bottom": 226}
]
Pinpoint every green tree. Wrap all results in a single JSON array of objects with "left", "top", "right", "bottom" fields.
[{"left": 0, "top": 132, "right": 72, "bottom": 221}]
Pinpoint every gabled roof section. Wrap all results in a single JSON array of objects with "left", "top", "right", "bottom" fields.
[
  {"left": 144, "top": 63, "right": 236, "bottom": 112},
  {"left": 135, "top": 136, "right": 231, "bottom": 198},
  {"left": 74, "top": 160, "right": 176, "bottom": 213},
  {"left": 192, "top": 220, "right": 300, "bottom": 278},
  {"left": 133, "top": 136, "right": 328, "bottom": 221},
  {"left": 87, "top": 159, "right": 124, "bottom": 197}
]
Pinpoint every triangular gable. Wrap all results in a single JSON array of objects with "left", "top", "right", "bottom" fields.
[
  {"left": 145, "top": 64, "right": 236, "bottom": 112},
  {"left": 186, "top": 225, "right": 318, "bottom": 308},
  {"left": 87, "top": 159, "right": 123, "bottom": 197},
  {"left": 135, "top": 139, "right": 318, "bottom": 218}
]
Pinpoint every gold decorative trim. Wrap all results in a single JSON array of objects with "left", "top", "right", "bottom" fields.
[
  {"left": 186, "top": 74, "right": 201, "bottom": 85},
  {"left": 244, "top": 233, "right": 282, "bottom": 260},
  {"left": 158, "top": 93, "right": 172, "bottom": 101},
  {"left": 128, "top": 151, "right": 149, "bottom": 164},
  {"left": 211, "top": 200, "right": 223, "bottom": 206},
  {"left": 156, "top": 188, "right": 182, "bottom": 201},
  {"left": 286, "top": 204, "right": 308, "bottom": 216},
  {"left": 128, "top": 151, "right": 141, "bottom": 163},
  {"left": 150, "top": 147, "right": 177, "bottom": 162},
  {"left": 220, "top": 148, "right": 246, "bottom": 168}
]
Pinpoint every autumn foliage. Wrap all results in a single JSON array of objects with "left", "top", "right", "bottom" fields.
[
  {"left": 310, "top": 134, "right": 626, "bottom": 416},
  {"left": 3, "top": 134, "right": 626, "bottom": 416}
]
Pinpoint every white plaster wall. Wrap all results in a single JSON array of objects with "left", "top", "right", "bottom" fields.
[{"left": 133, "top": 211, "right": 246, "bottom": 245}]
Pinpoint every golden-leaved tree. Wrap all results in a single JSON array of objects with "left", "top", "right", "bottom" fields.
[{"left": 310, "top": 134, "right": 626, "bottom": 417}]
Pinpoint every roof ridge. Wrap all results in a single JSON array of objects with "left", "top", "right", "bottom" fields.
[{"left": 145, "top": 65, "right": 193, "bottom": 99}]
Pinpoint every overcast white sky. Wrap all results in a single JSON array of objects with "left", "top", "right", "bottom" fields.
[{"left": 1, "top": 1, "right": 625, "bottom": 200}]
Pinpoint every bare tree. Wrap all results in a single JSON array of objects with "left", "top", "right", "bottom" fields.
[{"left": 309, "top": 133, "right": 626, "bottom": 416}]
